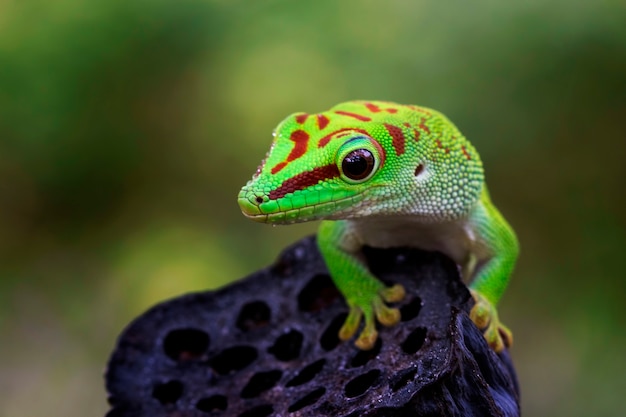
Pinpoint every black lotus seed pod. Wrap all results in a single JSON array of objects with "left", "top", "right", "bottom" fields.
[{"left": 105, "top": 236, "right": 519, "bottom": 417}]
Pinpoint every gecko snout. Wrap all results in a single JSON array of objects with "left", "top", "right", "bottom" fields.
[{"left": 238, "top": 188, "right": 272, "bottom": 221}]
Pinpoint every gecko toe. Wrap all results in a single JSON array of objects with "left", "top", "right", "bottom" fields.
[
  {"left": 469, "top": 303, "right": 491, "bottom": 330},
  {"left": 354, "top": 315, "right": 378, "bottom": 350},
  {"left": 470, "top": 289, "right": 513, "bottom": 353},
  {"left": 381, "top": 284, "right": 406, "bottom": 303},
  {"left": 498, "top": 323, "right": 514, "bottom": 348},
  {"left": 373, "top": 298, "right": 401, "bottom": 327},
  {"left": 339, "top": 307, "right": 363, "bottom": 341}
]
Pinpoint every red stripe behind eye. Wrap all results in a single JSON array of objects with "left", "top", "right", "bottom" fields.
[{"left": 268, "top": 164, "right": 340, "bottom": 200}]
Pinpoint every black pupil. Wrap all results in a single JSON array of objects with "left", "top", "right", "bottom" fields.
[{"left": 342, "top": 149, "right": 375, "bottom": 180}]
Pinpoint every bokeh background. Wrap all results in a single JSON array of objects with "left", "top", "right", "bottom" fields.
[{"left": 1, "top": 0, "right": 624, "bottom": 416}]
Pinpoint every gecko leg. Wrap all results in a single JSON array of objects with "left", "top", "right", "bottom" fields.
[
  {"left": 467, "top": 190, "right": 519, "bottom": 352},
  {"left": 318, "top": 220, "right": 405, "bottom": 350}
]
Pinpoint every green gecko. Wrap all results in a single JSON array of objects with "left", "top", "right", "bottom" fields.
[{"left": 238, "top": 101, "right": 518, "bottom": 352}]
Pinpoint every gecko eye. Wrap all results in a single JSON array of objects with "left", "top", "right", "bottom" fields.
[
  {"left": 341, "top": 149, "right": 375, "bottom": 182},
  {"left": 336, "top": 136, "right": 383, "bottom": 184}
]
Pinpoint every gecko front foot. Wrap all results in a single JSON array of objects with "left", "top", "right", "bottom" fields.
[
  {"left": 469, "top": 289, "right": 513, "bottom": 352},
  {"left": 339, "top": 284, "right": 405, "bottom": 350}
]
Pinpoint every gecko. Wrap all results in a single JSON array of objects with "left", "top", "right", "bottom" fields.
[{"left": 238, "top": 101, "right": 518, "bottom": 352}]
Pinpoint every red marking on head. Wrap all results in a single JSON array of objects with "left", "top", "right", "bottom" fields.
[
  {"left": 271, "top": 162, "right": 287, "bottom": 174},
  {"left": 286, "top": 130, "right": 310, "bottom": 162},
  {"left": 418, "top": 118, "right": 431, "bottom": 134},
  {"left": 316, "top": 114, "right": 330, "bottom": 130},
  {"left": 364, "top": 102, "right": 380, "bottom": 112},
  {"left": 334, "top": 111, "right": 371, "bottom": 122},
  {"left": 445, "top": 148, "right": 450, "bottom": 154},
  {"left": 269, "top": 164, "right": 340, "bottom": 200},
  {"left": 413, "top": 129, "right": 421, "bottom": 141},
  {"left": 406, "top": 105, "right": 431, "bottom": 115},
  {"left": 270, "top": 130, "right": 310, "bottom": 174},
  {"left": 461, "top": 146, "right": 472, "bottom": 160},
  {"left": 436, "top": 139, "right": 443, "bottom": 148},
  {"left": 318, "top": 128, "right": 370, "bottom": 148},
  {"left": 364, "top": 102, "right": 382, "bottom": 113},
  {"left": 364, "top": 102, "right": 398, "bottom": 114},
  {"left": 403, "top": 122, "right": 411, "bottom": 128},
  {"left": 384, "top": 123, "right": 405, "bottom": 155},
  {"left": 295, "top": 114, "right": 309, "bottom": 124}
]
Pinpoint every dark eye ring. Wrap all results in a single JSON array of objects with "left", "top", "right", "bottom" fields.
[{"left": 341, "top": 149, "right": 376, "bottom": 181}]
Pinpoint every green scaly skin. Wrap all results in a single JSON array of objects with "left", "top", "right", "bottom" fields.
[{"left": 238, "top": 101, "right": 519, "bottom": 352}]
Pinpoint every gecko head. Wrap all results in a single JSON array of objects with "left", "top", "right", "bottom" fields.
[
  {"left": 238, "top": 111, "right": 387, "bottom": 224},
  {"left": 240, "top": 101, "right": 487, "bottom": 224}
]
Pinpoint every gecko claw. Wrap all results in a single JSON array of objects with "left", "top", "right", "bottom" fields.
[{"left": 470, "top": 289, "right": 513, "bottom": 352}]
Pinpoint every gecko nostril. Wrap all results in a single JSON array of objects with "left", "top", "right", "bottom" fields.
[{"left": 255, "top": 196, "right": 264, "bottom": 204}]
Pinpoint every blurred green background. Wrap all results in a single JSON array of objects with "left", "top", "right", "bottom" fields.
[{"left": 1, "top": 0, "right": 624, "bottom": 416}]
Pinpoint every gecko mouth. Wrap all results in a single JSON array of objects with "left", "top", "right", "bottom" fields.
[{"left": 239, "top": 196, "right": 363, "bottom": 225}]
